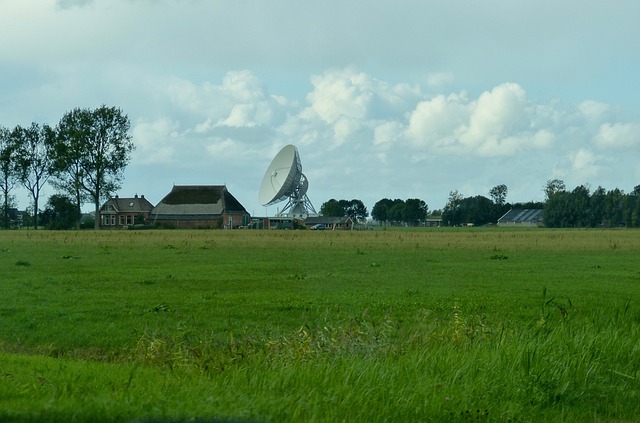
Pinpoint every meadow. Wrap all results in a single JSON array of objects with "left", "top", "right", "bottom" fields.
[{"left": 1, "top": 228, "right": 639, "bottom": 422}]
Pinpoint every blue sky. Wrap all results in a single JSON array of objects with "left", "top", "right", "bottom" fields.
[{"left": 2, "top": 0, "right": 639, "bottom": 216}]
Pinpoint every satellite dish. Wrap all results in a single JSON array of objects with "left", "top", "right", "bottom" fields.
[{"left": 259, "top": 144, "right": 317, "bottom": 218}]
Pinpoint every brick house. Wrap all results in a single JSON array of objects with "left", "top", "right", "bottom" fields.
[{"left": 99, "top": 194, "right": 155, "bottom": 228}]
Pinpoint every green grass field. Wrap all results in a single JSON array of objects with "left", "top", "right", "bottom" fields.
[{"left": 1, "top": 228, "right": 639, "bottom": 422}]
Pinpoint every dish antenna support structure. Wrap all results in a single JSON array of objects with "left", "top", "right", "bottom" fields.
[{"left": 259, "top": 144, "right": 317, "bottom": 218}]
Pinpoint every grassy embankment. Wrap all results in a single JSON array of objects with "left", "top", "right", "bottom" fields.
[{"left": 1, "top": 228, "right": 639, "bottom": 422}]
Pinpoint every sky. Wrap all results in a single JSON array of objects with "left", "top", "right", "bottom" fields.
[{"left": 2, "top": 0, "right": 639, "bottom": 216}]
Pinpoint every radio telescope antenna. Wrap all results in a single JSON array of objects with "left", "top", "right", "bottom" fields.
[{"left": 259, "top": 144, "right": 317, "bottom": 218}]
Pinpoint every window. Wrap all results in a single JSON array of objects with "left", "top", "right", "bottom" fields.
[
  {"left": 126, "top": 215, "right": 132, "bottom": 225},
  {"left": 111, "top": 215, "right": 116, "bottom": 225},
  {"left": 119, "top": 215, "right": 125, "bottom": 225}
]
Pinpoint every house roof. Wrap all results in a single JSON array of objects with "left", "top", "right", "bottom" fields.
[
  {"left": 101, "top": 195, "right": 154, "bottom": 213},
  {"left": 149, "top": 185, "right": 248, "bottom": 221},
  {"left": 498, "top": 209, "right": 544, "bottom": 223}
]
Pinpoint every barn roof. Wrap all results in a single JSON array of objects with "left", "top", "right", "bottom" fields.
[
  {"left": 150, "top": 185, "right": 247, "bottom": 221},
  {"left": 498, "top": 209, "right": 544, "bottom": 224}
]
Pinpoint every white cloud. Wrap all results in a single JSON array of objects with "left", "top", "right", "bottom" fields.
[
  {"left": 218, "top": 104, "right": 267, "bottom": 128},
  {"left": 578, "top": 100, "right": 611, "bottom": 121},
  {"left": 406, "top": 92, "right": 470, "bottom": 151},
  {"left": 426, "top": 71, "right": 455, "bottom": 88},
  {"left": 466, "top": 83, "right": 530, "bottom": 140},
  {"left": 163, "top": 70, "right": 286, "bottom": 126},
  {"left": 332, "top": 117, "right": 361, "bottom": 146},
  {"left": 0, "top": 0, "right": 639, "bottom": 217},
  {"left": 570, "top": 148, "right": 602, "bottom": 179},
  {"left": 406, "top": 83, "right": 553, "bottom": 157},
  {"left": 303, "top": 69, "right": 374, "bottom": 124},
  {"left": 593, "top": 122, "right": 640, "bottom": 149},
  {"left": 205, "top": 138, "right": 244, "bottom": 159},
  {"left": 301, "top": 68, "right": 421, "bottom": 134},
  {"left": 131, "top": 118, "right": 180, "bottom": 165},
  {"left": 374, "top": 121, "right": 404, "bottom": 149}
]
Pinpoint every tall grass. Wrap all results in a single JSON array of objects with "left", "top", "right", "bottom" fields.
[{"left": 1, "top": 229, "right": 639, "bottom": 421}]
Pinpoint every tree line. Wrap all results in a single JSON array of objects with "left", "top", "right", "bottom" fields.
[
  {"left": 320, "top": 185, "right": 526, "bottom": 227},
  {"left": 0, "top": 105, "right": 134, "bottom": 229},
  {"left": 319, "top": 199, "right": 369, "bottom": 223},
  {"left": 542, "top": 179, "right": 640, "bottom": 228},
  {"left": 321, "top": 179, "right": 640, "bottom": 228},
  {"left": 319, "top": 197, "right": 430, "bottom": 226}
]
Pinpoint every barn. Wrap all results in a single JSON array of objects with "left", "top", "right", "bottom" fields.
[
  {"left": 497, "top": 209, "right": 544, "bottom": 227},
  {"left": 149, "top": 185, "right": 250, "bottom": 229}
]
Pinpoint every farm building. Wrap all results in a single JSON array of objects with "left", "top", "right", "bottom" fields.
[
  {"left": 149, "top": 185, "right": 250, "bottom": 229},
  {"left": 99, "top": 194, "right": 154, "bottom": 228},
  {"left": 248, "top": 216, "right": 296, "bottom": 230},
  {"left": 304, "top": 216, "right": 353, "bottom": 230},
  {"left": 497, "top": 209, "right": 544, "bottom": 227}
]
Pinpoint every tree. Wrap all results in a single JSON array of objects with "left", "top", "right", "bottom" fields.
[
  {"left": 40, "top": 194, "right": 80, "bottom": 230},
  {"left": 589, "top": 186, "right": 606, "bottom": 227},
  {"left": 54, "top": 106, "right": 134, "bottom": 229},
  {"left": 12, "top": 122, "right": 56, "bottom": 229},
  {"left": 459, "top": 195, "right": 495, "bottom": 226},
  {"left": 543, "top": 190, "right": 572, "bottom": 227},
  {"left": 544, "top": 179, "right": 566, "bottom": 201},
  {"left": 388, "top": 200, "right": 406, "bottom": 225},
  {"left": 489, "top": 184, "right": 508, "bottom": 206},
  {"left": 320, "top": 198, "right": 368, "bottom": 222},
  {"left": 0, "top": 126, "right": 19, "bottom": 228},
  {"left": 344, "top": 199, "right": 368, "bottom": 223},
  {"left": 51, "top": 109, "right": 87, "bottom": 229},
  {"left": 403, "top": 198, "right": 428, "bottom": 226},
  {"left": 442, "top": 190, "right": 463, "bottom": 226},
  {"left": 371, "top": 198, "right": 394, "bottom": 224},
  {"left": 320, "top": 198, "right": 346, "bottom": 217},
  {"left": 571, "top": 184, "right": 591, "bottom": 227},
  {"left": 605, "top": 188, "right": 625, "bottom": 227}
]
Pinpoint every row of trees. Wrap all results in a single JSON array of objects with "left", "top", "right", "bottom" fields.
[
  {"left": 439, "top": 180, "right": 640, "bottom": 228},
  {"left": 319, "top": 197, "right": 432, "bottom": 226},
  {"left": 319, "top": 199, "right": 369, "bottom": 222},
  {"left": 441, "top": 184, "right": 523, "bottom": 226},
  {"left": 321, "top": 185, "right": 513, "bottom": 227},
  {"left": 371, "top": 198, "right": 429, "bottom": 226},
  {"left": 0, "top": 106, "right": 134, "bottom": 229},
  {"left": 543, "top": 180, "right": 640, "bottom": 228}
]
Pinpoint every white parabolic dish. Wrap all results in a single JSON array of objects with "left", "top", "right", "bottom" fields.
[{"left": 259, "top": 144, "right": 302, "bottom": 206}]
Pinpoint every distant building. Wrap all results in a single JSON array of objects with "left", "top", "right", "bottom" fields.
[
  {"left": 149, "top": 185, "right": 250, "bottom": 229},
  {"left": 304, "top": 216, "right": 353, "bottom": 230},
  {"left": 248, "top": 216, "right": 308, "bottom": 230},
  {"left": 425, "top": 217, "right": 442, "bottom": 227},
  {"left": 497, "top": 209, "right": 544, "bottom": 227},
  {"left": 3, "top": 208, "right": 26, "bottom": 228},
  {"left": 99, "top": 194, "right": 154, "bottom": 228}
]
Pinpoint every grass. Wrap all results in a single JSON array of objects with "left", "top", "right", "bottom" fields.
[{"left": 1, "top": 228, "right": 639, "bottom": 422}]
